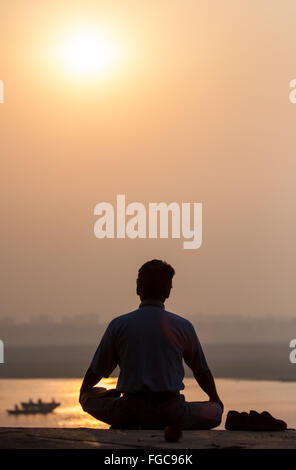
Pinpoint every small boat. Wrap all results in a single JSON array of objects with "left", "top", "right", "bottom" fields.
[{"left": 7, "top": 399, "right": 60, "bottom": 415}]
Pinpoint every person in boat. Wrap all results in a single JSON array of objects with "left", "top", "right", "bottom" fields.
[{"left": 79, "top": 259, "right": 223, "bottom": 429}]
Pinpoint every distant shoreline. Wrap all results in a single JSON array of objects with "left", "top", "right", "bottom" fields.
[
  {"left": 0, "top": 376, "right": 296, "bottom": 383},
  {"left": 1, "top": 343, "right": 294, "bottom": 382}
]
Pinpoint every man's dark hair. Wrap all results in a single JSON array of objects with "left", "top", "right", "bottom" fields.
[{"left": 136, "top": 259, "right": 175, "bottom": 301}]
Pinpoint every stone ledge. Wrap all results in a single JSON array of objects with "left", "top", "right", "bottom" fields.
[{"left": 0, "top": 427, "right": 295, "bottom": 449}]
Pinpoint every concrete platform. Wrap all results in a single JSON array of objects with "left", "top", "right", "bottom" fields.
[{"left": 0, "top": 427, "right": 295, "bottom": 449}]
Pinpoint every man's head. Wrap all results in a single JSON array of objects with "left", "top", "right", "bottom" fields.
[{"left": 136, "top": 259, "right": 175, "bottom": 302}]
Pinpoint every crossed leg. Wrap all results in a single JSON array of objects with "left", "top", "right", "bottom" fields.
[{"left": 81, "top": 388, "right": 222, "bottom": 430}]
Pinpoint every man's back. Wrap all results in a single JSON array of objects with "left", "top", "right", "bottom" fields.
[{"left": 90, "top": 300, "right": 209, "bottom": 393}]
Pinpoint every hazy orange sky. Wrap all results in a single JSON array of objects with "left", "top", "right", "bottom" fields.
[{"left": 1, "top": 0, "right": 296, "bottom": 323}]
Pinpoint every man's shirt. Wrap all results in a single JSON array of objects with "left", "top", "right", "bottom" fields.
[{"left": 90, "top": 300, "right": 209, "bottom": 393}]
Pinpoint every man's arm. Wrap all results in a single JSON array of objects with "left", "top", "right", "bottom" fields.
[
  {"left": 183, "top": 322, "right": 224, "bottom": 412},
  {"left": 79, "top": 320, "right": 118, "bottom": 403},
  {"left": 193, "top": 370, "right": 224, "bottom": 412},
  {"left": 80, "top": 367, "right": 101, "bottom": 395}
]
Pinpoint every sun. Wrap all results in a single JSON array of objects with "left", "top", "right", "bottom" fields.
[{"left": 58, "top": 28, "right": 122, "bottom": 78}]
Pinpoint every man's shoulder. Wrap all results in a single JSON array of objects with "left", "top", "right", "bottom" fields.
[
  {"left": 164, "top": 310, "right": 193, "bottom": 329},
  {"left": 108, "top": 309, "right": 139, "bottom": 326},
  {"left": 108, "top": 308, "right": 194, "bottom": 331}
]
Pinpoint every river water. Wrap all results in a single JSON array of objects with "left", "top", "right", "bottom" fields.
[{"left": 0, "top": 377, "right": 295, "bottom": 429}]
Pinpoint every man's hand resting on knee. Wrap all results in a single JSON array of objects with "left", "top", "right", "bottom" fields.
[{"left": 194, "top": 370, "right": 224, "bottom": 413}]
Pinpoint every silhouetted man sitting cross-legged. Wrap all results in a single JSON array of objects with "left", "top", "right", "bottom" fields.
[{"left": 79, "top": 259, "right": 223, "bottom": 429}]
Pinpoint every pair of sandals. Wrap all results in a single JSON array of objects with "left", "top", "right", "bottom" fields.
[{"left": 225, "top": 410, "right": 287, "bottom": 431}]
